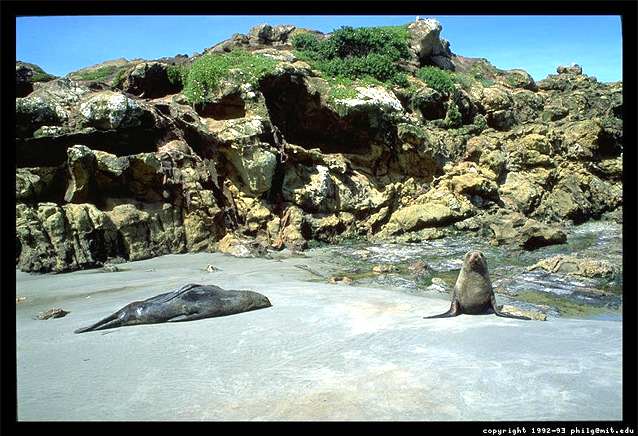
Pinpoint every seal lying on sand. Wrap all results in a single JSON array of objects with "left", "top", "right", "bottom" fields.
[
  {"left": 75, "top": 284, "right": 272, "bottom": 333},
  {"left": 424, "top": 251, "right": 531, "bottom": 320}
]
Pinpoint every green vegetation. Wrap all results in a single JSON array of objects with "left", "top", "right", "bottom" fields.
[
  {"left": 416, "top": 66, "right": 456, "bottom": 95},
  {"left": 516, "top": 291, "right": 610, "bottom": 318},
  {"left": 72, "top": 65, "right": 121, "bottom": 82},
  {"left": 325, "top": 75, "right": 384, "bottom": 104},
  {"left": 29, "top": 65, "right": 56, "bottom": 82},
  {"left": 472, "top": 113, "right": 488, "bottom": 131},
  {"left": 444, "top": 101, "right": 462, "bottom": 128},
  {"left": 183, "top": 50, "right": 278, "bottom": 104},
  {"left": 112, "top": 68, "right": 128, "bottom": 88},
  {"left": 167, "top": 64, "right": 190, "bottom": 88},
  {"left": 292, "top": 25, "right": 411, "bottom": 87}
]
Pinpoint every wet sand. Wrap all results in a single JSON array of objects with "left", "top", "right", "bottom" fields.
[{"left": 16, "top": 252, "right": 622, "bottom": 421}]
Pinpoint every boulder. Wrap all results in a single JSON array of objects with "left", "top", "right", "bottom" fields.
[
  {"left": 217, "top": 233, "right": 265, "bottom": 257},
  {"left": 528, "top": 255, "right": 618, "bottom": 278},
  {"left": 498, "top": 169, "right": 549, "bottom": 214},
  {"left": 78, "top": 90, "right": 151, "bottom": 130},
  {"left": 283, "top": 164, "right": 338, "bottom": 212},
  {"left": 557, "top": 64, "right": 583, "bottom": 75},
  {"left": 486, "top": 211, "right": 566, "bottom": 250},
  {"left": 407, "top": 18, "right": 453, "bottom": 69}
]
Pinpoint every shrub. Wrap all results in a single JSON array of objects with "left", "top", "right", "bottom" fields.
[
  {"left": 73, "top": 65, "right": 120, "bottom": 82},
  {"left": 112, "top": 68, "right": 128, "bottom": 88},
  {"left": 182, "top": 50, "right": 277, "bottom": 104},
  {"left": 444, "top": 101, "right": 462, "bottom": 128},
  {"left": 292, "top": 25, "right": 411, "bottom": 87},
  {"left": 416, "top": 66, "right": 456, "bottom": 95},
  {"left": 325, "top": 75, "right": 383, "bottom": 105},
  {"left": 29, "top": 65, "right": 56, "bottom": 82},
  {"left": 473, "top": 113, "right": 488, "bottom": 131},
  {"left": 290, "top": 32, "right": 321, "bottom": 52},
  {"left": 167, "top": 64, "right": 190, "bottom": 88}
]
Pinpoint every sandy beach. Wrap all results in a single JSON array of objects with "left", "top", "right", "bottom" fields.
[{"left": 16, "top": 251, "right": 622, "bottom": 421}]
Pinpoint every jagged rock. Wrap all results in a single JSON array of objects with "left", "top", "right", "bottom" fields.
[
  {"left": 183, "top": 207, "right": 223, "bottom": 252},
  {"left": 16, "top": 166, "right": 65, "bottom": 203},
  {"left": 306, "top": 212, "right": 355, "bottom": 242},
  {"left": 217, "top": 233, "right": 264, "bottom": 257},
  {"left": 404, "top": 87, "right": 446, "bottom": 120},
  {"left": 498, "top": 169, "right": 549, "bottom": 214},
  {"left": 499, "top": 69, "right": 537, "bottom": 91},
  {"left": 382, "top": 199, "right": 468, "bottom": 236},
  {"left": 17, "top": 61, "right": 56, "bottom": 97},
  {"left": 16, "top": 95, "right": 65, "bottom": 137},
  {"left": 486, "top": 211, "right": 566, "bottom": 250},
  {"left": 480, "top": 86, "right": 516, "bottom": 130},
  {"left": 441, "top": 161, "right": 499, "bottom": 200},
  {"left": 13, "top": 20, "right": 624, "bottom": 274},
  {"left": 557, "top": 64, "right": 583, "bottom": 75},
  {"left": 212, "top": 117, "right": 277, "bottom": 195},
  {"left": 248, "top": 24, "right": 296, "bottom": 46},
  {"left": 79, "top": 90, "right": 151, "bottom": 130},
  {"left": 272, "top": 206, "right": 309, "bottom": 251},
  {"left": 561, "top": 119, "right": 619, "bottom": 161},
  {"left": 121, "top": 62, "right": 181, "bottom": 98},
  {"left": 64, "top": 145, "right": 97, "bottom": 203},
  {"left": 500, "top": 305, "right": 547, "bottom": 321},
  {"left": 329, "top": 276, "right": 353, "bottom": 285},
  {"left": 372, "top": 264, "right": 399, "bottom": 274},
  {"left": 333, "top": 86, "right": 404, "bottom": 115},
  {"left": 505, "top": 133, "right": 558, "bottom": 170},
  {"left": 464, "top": 134, "right": 507, "bottom": 179},
  {"left": 16, "top": 201, "right": 124, "bottom": 273},
  {"left": 407, "top": 18, "right": 453, "bottom": 69},
  {"left": 529, "top": 255, "right": 618, "bottom": 278},
  {"left": 104, "top": 204, "right": 151, "bottom": 261},
  {"left": 511, "top": 90, "right": 545, "bottom": 122},
  {"left": 36, "top": 308, "right": 70, "bottom": 320},
  {"left": 533, "top": 163, "right": 622, "bottom": 223},
  {"left": 283, "top": 164, "right": 337, "bottom": 212}
]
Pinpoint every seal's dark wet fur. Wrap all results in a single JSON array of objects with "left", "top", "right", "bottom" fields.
[{"left": 75, "top": 284, "right": 272, "bottom": 333}]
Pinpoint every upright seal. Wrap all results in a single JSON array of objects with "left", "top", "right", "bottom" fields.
[
  {"left": 75, "top": 283, "right": 272, "bottom": 333},
  {"left": 424, "top": 250, "right": 531, "bottom": 320}
]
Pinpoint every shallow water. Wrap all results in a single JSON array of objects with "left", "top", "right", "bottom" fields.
[
  {"left": 15, "top": 251, "right": 622, "bottom": 421},
  {"left": 307, "top": 220, "right": 623, "bottom": 320}
]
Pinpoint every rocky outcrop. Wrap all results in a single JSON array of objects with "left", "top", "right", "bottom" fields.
[
  {"left": 407, "top": 19, "right": 454, "bottom": 70},
  {"left": 14, "top": 19, "right": 623, "bottom": 273},
  {"left": 529, "top": 255, "right": 618, "bottom": 278},
  {"left": 16, "top": 61, "right": 56, "bottom": 97}
]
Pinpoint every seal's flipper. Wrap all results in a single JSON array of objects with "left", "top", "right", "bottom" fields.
[
  {"left": 424, "top": 299, "right": 461, "bottom": 319},
  {"left": 166, "top": 313, "right": 202, "bottom": 322},
  {"left": 74, "top": 313, "right": 120, "bottom": 333},
  {"left": 494, "top": 310, "right": 532, "bottom": 320},
  {"left": 147, "top": 283, "right": 201, "bottom": 305},
  {"left": 490, "top": 294, "right": 532, "bottom": 320}
]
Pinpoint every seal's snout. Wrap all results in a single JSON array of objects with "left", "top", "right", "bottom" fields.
[{"left": 466, "top": 250, "right": 486, "bottom": 270}]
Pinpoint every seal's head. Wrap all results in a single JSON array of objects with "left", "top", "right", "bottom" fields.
[
  {"left": 241, "top": 290, "right": 273, "bottom": 311},
  {"left": 464, "top": 250, "right": 488, "bottom": 273}
]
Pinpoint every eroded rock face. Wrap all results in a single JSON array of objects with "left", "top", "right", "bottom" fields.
[
  {"left": 121, "top": 62, "right": 181, "bottom": 98},
  {"left": 14, "top": 20, "right": 623, "bottom": 273}
]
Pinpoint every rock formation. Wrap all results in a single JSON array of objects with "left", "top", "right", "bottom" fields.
[{"left": 15, "top": 19, "right": 623, "bottom": 273}]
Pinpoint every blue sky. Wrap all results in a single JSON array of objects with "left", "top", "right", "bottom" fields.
[{"left": 16, "top": 15, "right": 623, "bottom": 82}]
